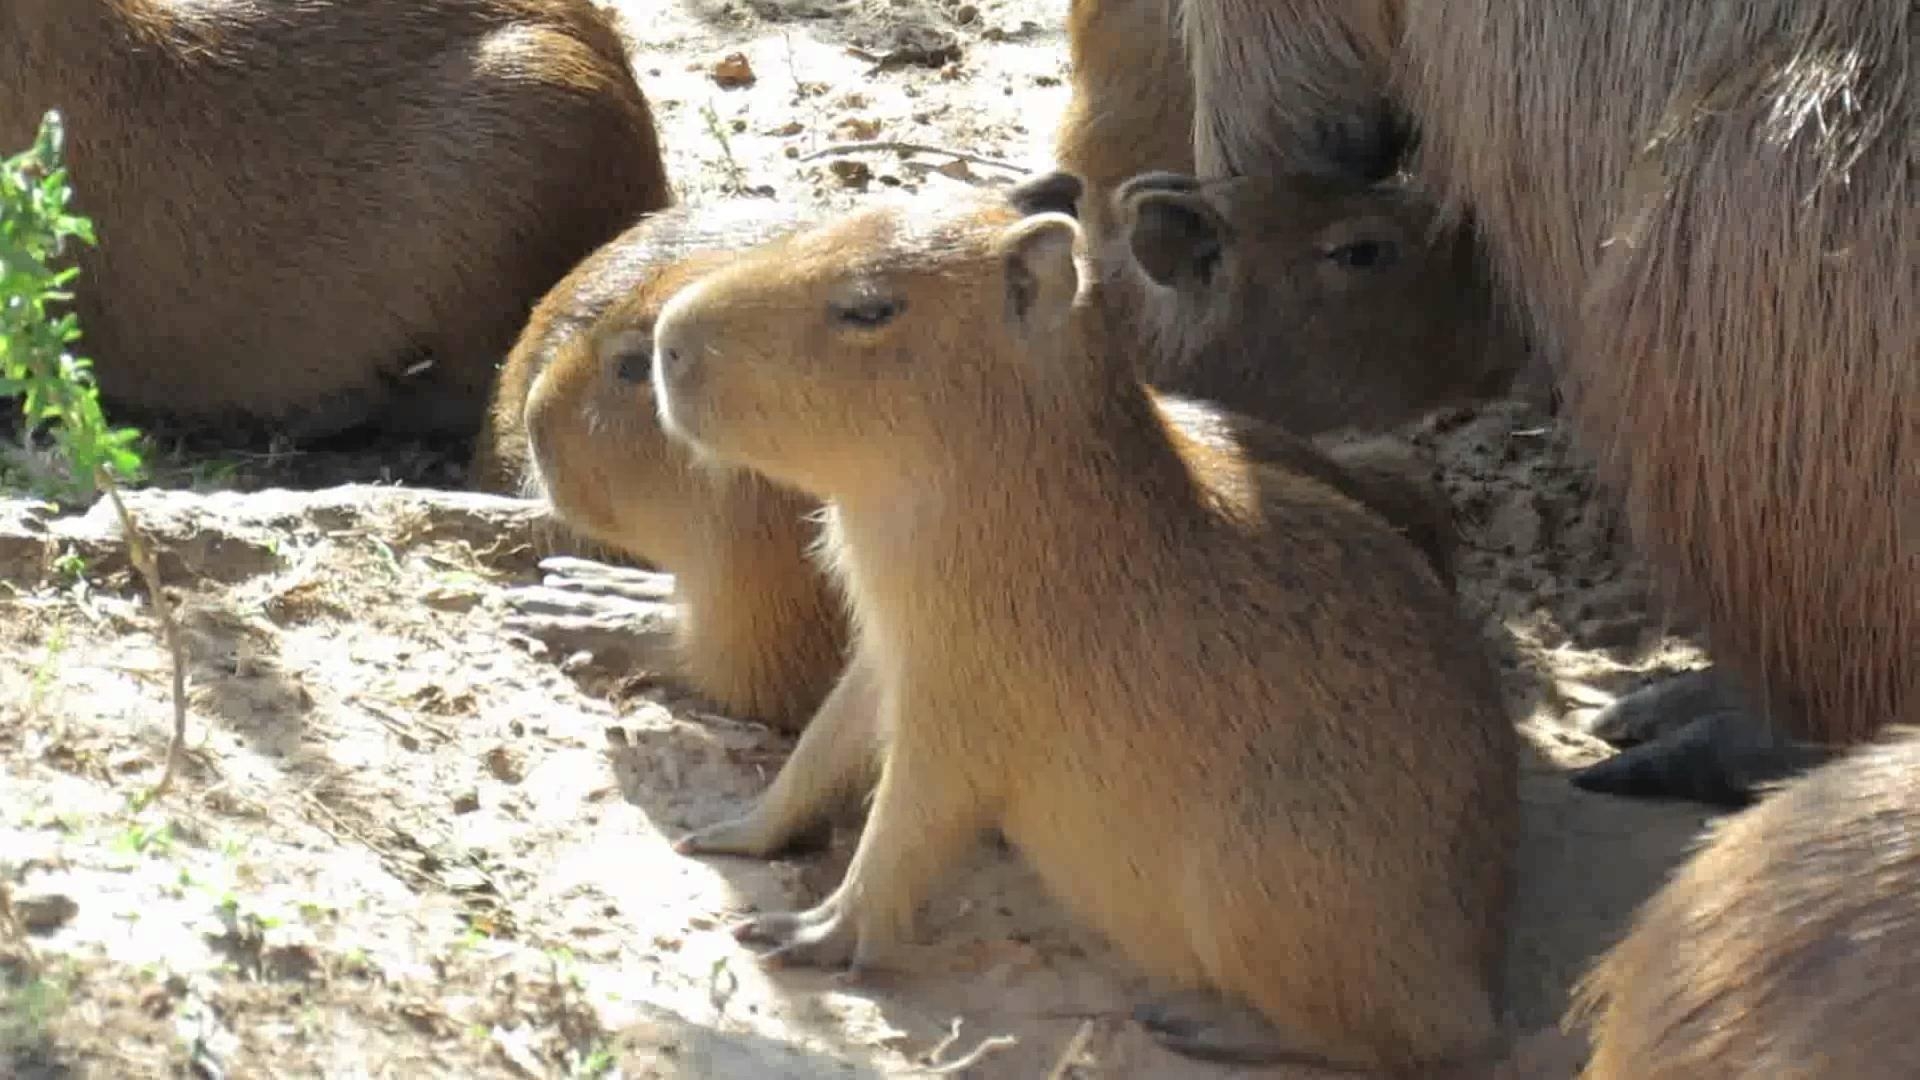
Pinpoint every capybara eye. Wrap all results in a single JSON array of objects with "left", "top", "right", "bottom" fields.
[
  {"left": 1325, "top": 239, "right": 1397, "bottom": 270},
  {"left": 832, "top": 297, "right": 905, "bottom": 328}
]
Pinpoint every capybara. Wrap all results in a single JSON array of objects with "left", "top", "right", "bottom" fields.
[
  {"left": 1179, "top": 0, "right": 1916, "bottom": 805},
  {"left": 479, "top": 176, "right": 1472, "bottom": 729},
  {"left": 1, "top": 0, "right": 671, "bottom": 441},
  {"left": 1113, "top": 169, "right": 1528, "bottom": 436},
  {"left": 1571, "top": 729, "right": 1920, "bottom": 1078},
  {"left": 655, "top": 182, "right": 1519, "bottom": 1072},
  {"left": 476, "top": 199, "right": 845, "bottom": 732},
  {"left": 1054, "top": 0, "right": 1194, "bottom": 236}
]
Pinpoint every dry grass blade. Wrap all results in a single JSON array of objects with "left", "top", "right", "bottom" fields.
[{"left": 101, "top": 478, "right": 189, "bottom": 807}]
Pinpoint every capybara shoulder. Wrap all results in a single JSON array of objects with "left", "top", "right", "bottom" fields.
[{"left": 1575, "top": 730, "right": 1920, "bottom": 1078}]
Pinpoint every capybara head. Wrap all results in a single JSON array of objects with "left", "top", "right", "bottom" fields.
[
  {"left": 651, "top": 184, "right": 1099, "bottom": 496},
  {"left": 503, "top": 199, "right": 820, "bottom": 559},
  {"left": 1112, "top": 169, "right": 1529, "bottom": 433},
  {"left": 519, "top": 252, "right": 731, "bottom": 558}
]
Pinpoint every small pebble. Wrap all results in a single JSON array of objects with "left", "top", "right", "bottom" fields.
[{"left": 14, "top": 890, "right": 79, "bottom": 934}]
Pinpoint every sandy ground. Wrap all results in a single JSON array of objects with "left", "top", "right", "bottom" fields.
[{"left": 1, "top": 1, "right": 1728, "bottom": 1076}]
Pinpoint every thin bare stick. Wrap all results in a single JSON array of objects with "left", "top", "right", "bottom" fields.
[
  {"left": 909, "top": 1017, "right": 1019, "bottom": 1076},
  {"left": 99, "top": 476, "right": 189, "bottom": 806},
  {"left": 1045, "top": 1020, "right": 1097, "bottom": 1080},
  {"left": 797, "top": 141, "right": 1029, "bottom": 173},
  {"left": 0, "top": 880, "right": 31, "bottom": 963}
]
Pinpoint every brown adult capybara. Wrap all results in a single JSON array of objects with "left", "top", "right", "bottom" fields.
[
  {"left": 475, "top": 199, "right": 844, "bottom": 732},
  {"left": 1571, "top": 729, "right": 1920, "bottom": 1078},
  {"left": 1180, "top": 0, "right": 1917, "bottom": 806},
  {"left": 1, "top": 0, "right": 670, "bottom": 442},
  {"left": 1113, "top": 169, "right": 1528, "bottom": 437},
  {"left": 478, "top": 176, "right": 1472, "bottom": 730},
  {"left": 1054, "top": 0, "right": 1194, "bottom": 236},
  {"left": 655, "top": 183, "right": 1519, "bottom": 1073}
]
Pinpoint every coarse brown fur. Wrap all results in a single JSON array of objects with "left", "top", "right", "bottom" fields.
[
  {"left": 1, "top": 0, "right": 670, "bottom": 441},
  {"left": 1571, "top": 728, "right": 1920, "bottom": 1078},
  {"left": 1180, "top": 1, "right": 1916, "bottom": 773},
  {"left": 476, "top": 181, "right": 1470, "bottom": 729},
  {"left": 655, "top": 191, "right": 1519, "bottom": 1073},
  {"left": 1182, "top": 0, "right": 1410, "bottom": 182},
  {"left": 474, "top": 200, "right": 843, "bottom": 731}
]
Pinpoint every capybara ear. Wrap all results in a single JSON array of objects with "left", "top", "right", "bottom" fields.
[
  {"left": 595, "top": 327, "right": 653, "bottom": 386},
  {"left": 1008, "top": 170, "right": 1086, "bottom": 219},
  {"left": 996, "top": 212, "right": 1084, "bottom": 335},
  {"left": 1112, "top": 171, "right": 1203, "bottom": 206},
  {"left": 1123, "top": 187, "right": 1226, "bottom": 289}
]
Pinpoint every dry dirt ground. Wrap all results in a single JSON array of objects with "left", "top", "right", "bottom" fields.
[{"left": 1, "top": 1, "right": 1728, "bottom": 1076}]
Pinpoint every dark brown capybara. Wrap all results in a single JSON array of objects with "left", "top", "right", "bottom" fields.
[
  {"left": 1, "top": 0, "right": 671, "bottom": 442},
  {"left": 1112, "top": 169, "right": 1529, "bottom": 438},
  {"left": 654, "top": 185, "right": 1518, "bottom": 1075},
  {"left": 1179, "top": 0, "right": 1916, "bottom": 807}
]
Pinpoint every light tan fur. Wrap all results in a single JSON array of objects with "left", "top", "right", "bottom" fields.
[
  {"left": 2, "top": 0, "right": 670, "bottom": 441},
  {"left": 1179, "top": 0, "right": 1916, "bottom": 755},
  {"left": 655, "top": 192, "right": 1518, "bottom": 1073},
  {"left": 1573, "top": 728, "right": 1920, "bottom": 1078},
  {"left": 1054, "top": 0, "right": 1195, "bottom": 235}
]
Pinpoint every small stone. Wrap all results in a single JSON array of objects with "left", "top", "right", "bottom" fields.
[
  {"left": 828, "top": 160, "right": 872, "bottom": 189},
  {"left": 711, "top": 52, "right": 756, "bottom": 88},
  {"left": 835, "top": 116, "right": 882, "bottom": 141},
  {"left": 418, "top": 586, "right": 478, "bottom": 614},
  {"left": 13, "top": 890, "right": 78, "bottom": 934},
  {"left": 484, "top": 745, "right": 527, "bottom": 785},
  {"left": 452, "top": 789, "right": 481, "bottom": 814}
]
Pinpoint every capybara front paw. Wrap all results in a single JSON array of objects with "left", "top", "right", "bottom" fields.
[
  {"left": 674, "top": 813, "right": 830, "bottom": 859},
  {"left": 1135, "top": 989, "right": 1307, "bottom": 1067},
  {"left": 735, "top": 903, "right": 861, "bottom": 972},
  {"left": 1581, "top": 667, "right": 1744, "bottom": 747},
  {"left": 1573, "top": 697, "right": 1838, "bottom": 809},
  {"left": 502, "top": 557, "right": 678, "bottom": 672}
]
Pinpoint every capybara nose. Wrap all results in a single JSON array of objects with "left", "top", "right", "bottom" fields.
[
  {"left": 614, "top": 345, "right": 650, "bottom": 384},
  {"left": 597, "top": 329, "right": 653, "bottom": 386},
  {"left": 650, "top": 283, "right": 709, "bottom": 404}
]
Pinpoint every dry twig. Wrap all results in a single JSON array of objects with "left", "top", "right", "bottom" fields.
[{"left": 798, "top": 140, "right": 1028, "bottom": 173}]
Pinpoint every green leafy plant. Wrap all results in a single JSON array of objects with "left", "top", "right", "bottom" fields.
[
  {"left": 2, "top": 109, "right": 188, "bottom": 804},
  {"left": 0, "top": 111, "right": 144, "bottom": 495}
]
